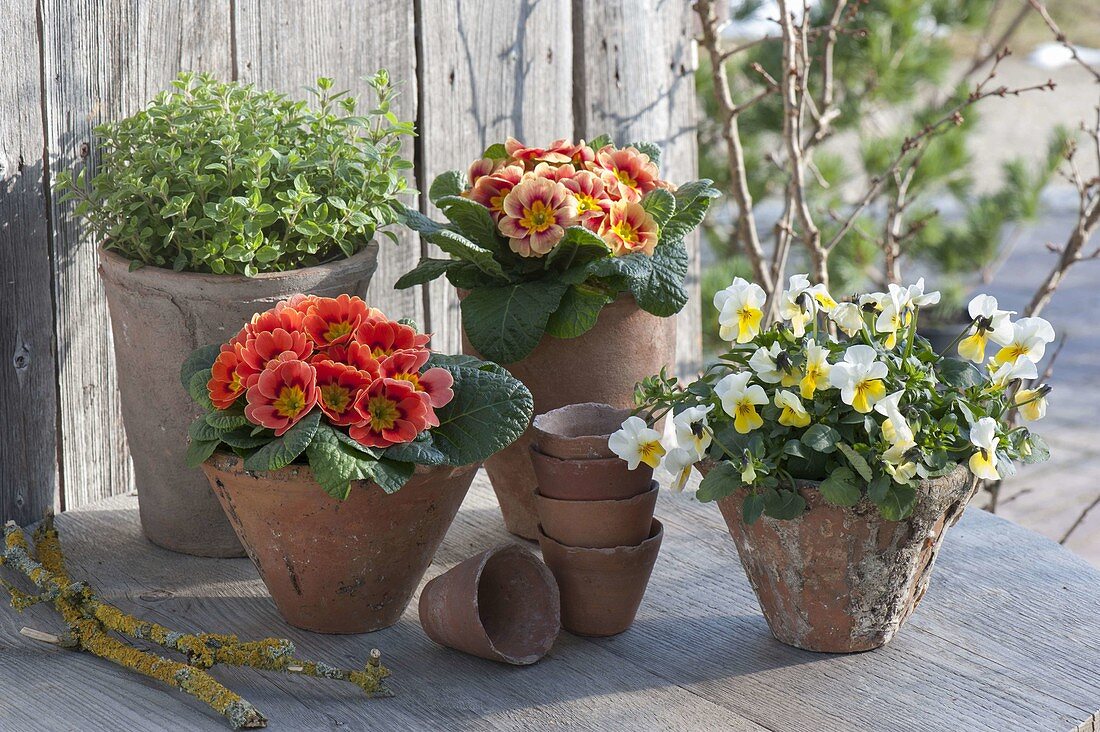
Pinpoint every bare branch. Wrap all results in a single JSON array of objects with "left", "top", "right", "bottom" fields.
[{"left": 1027, "top": 0, "right": 1100, "bottom": 83}]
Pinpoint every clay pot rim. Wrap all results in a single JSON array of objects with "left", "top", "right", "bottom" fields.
[
  {"left": 531, "top": 402, "right": 631, "bottom": 451},
  {"left": 537, "top": 518, "right": 664, "bottom": 554},
  {"left": 467, "top": 543, "right": 562, "bottom": 664},
  {"left": 206, "top": 451, "right": 479, "bottom": 488},
  {"left": 99, "top": 243, "right": 379, "bottom": 289},
  {"left": 529, "top": 446, "right": 629, "bottom": 468},
  {"left": 535, "top": 481, "right": 659, "bottom": 510}
]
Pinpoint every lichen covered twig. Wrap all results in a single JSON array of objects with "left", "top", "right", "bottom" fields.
[{"left": 1, "top": 515, "right": 391, "bottom": 729}]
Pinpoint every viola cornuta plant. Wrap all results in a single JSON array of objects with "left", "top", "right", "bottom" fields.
[
  {"left": 396, "top": 136, "right": 720, "bottom": 363},
  {"left": 182, "top": 294, "right": 533, "bottom": 498},
  {"left": 614, "top": 275, "right": 1054, "bottom": 523}
]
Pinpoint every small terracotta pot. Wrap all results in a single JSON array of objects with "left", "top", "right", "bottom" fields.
[
  {"left": 531, "top": 403, "right": 631, "bottom": 460},
  {"left": 419, "top": 544, "right": 561, "bottom": 665},
  {"left": 538, "top": 519, "right": 663, "bottom": 637},
  {"left": 536, "top": 482, "right": 659, "bottom": 549},
  {"left": 462, "top": 293, "right": 676, "bottom": 539},
  {"left": 703, "top": 461, "right": 976, "bottom": 653},
  {"left": 202, "top": 452, "right": 476, "bottom": 634},
  {"left": 100, "top": 244, "right": 378, "bottom": 557},
  {"left": 530, "top": 447, "right": 652, "bottom": 502}
]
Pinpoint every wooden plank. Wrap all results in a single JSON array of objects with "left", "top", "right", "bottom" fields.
[
  {"left": 2, "top": 475, "right": 1099, "bottom": 730},
  {"left": 416, "top": 0, "right": 574, "bottom": 353},
  {"left": 0, "top": 1, "right": 60, "bottom": 524},
  {"left": 38, "top": 0, "right": 232, "bottom": 509},
  {"left": 233, "top": 0, "right": 424, "bottom": 325},
  {"left": 574, "top": 0, "right": 702, "bottom": 377}
]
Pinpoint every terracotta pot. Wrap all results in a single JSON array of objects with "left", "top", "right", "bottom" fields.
[
  {"left": 531, "top": 403, "right": 631, "bottom": 460},
  {"left": 99, "top": 244, "right": 378, "bottom": 557},
  {"left": 536, "top": 482, "right": 659, "bottom": 549},
  {"left": 530, "top": 447, "right": 653, "bottom": 501},
  {"left": 538, "top": 519, "right": 663, "bottom": 637},
  {"left": 704, "top": 462, "right": 976, "bottom": 653},
  {"left": 419, "top": 544, "right": 560, "bottom": 665},
  {"left": 462, "top": 293, "right": 676, "bottom": 539},
  {"left": 201, "top": 451, "right": 475, "bottom": 634}
]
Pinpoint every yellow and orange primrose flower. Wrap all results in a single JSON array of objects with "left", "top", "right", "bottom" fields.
[
  {"left": 354, "top": 317, "right": 431, "bottom": 361},
  {"left": 504, "top": 137, "right": 576, "bottom": 167},
  {"left": 244, "top": 357, "right": 319, "bottom": 436},
  {"left": 468, "top": 164, "right": 523, "bottom": 220},
  {"left": 380, "top": 349, "right": 455, "bottom": 410},
  {"left": 601, "top": 200, "right": 659, "bottom": 256},
  {"left": 608, "top": 416, "right": 666, "bottom": 470},
  {"left": 562, "top": 169, "right": 612, "bottom": 232},
  {"left": 497, "top": 177, "right": 579, "bottom": 257},
  {"left": 312, "top": 359, "right": 375, "bottom": 427},
  {"left": 208, "top": 348, "right": 246, "bottom": 409},
  {"left": 349, "top": 378, "right": 434, "bottom": 449},
  {"left": 302, "top": 294, "right": 373, "bottom": 348},
  {"left": 595, "top": 145, "right": 660, "bottom": 202}
]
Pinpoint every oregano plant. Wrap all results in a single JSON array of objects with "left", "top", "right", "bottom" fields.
[{"left": 57, "top": 71, "right": 415, "bottom": 276}]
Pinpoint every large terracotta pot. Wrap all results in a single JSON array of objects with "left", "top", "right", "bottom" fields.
[
  {"left": 462, "top": 294, "right": 676, "bottom": 539},
  {"left": 202, "top": 452, "right": 477, "bottom": 634},
  {"left": 703, "top": 462, "right": 976, "bottom": 652},
  {"left": 99, "top": 244, "right": 378, "bottom": 557}
]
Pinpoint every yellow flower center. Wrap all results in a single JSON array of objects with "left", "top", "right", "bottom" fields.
[
  {"left": 324, "top": 320, "right": 354, "bottom": 342},
  {"left": 733, "top": 400, "right": 762, "bottom": 434},
  {"left": 639, "top": 440, "right": 665, "bottom": 468},
  {"left": 393, "top": 372, "right": 421, "bottom": 389},
  {"left": 611, "top": 219, "right": 639, "bottom": 244},
  {"left": 273, "top": 385, "right": 307, "bottom": 418},
  {"left": 575, "top": 193, "right": 602, "bottom": 213},
  {"left": 366, "top": 396, "right": 400, "bottom": 430},
  {"left": 615, "top": 169, "right": 638, "bottom": 189},
  {"left": 852, "top": 379, "right": 885, "bottom": 413},
  {"left": 520, "top": 200, "right": 555, "bottom": 233},
  {"left": 320, "top": 384, "right": 352, "bottom": 414},
  {"left": 490, "top": 188, "right": 512, "bottom": 213},
  {"left": 229, "top": 371, "right": 243, "bottom": 394},
  {"left": 736, "top": 306, "right": 762, "bottom": 343},
  {"left": 800, "top": 364, "right": 822, "bottom": 399},
  {"left": 997, "top": 343, "right": 1030, "bottom": 363}
]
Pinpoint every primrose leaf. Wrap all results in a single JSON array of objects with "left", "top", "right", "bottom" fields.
[
  {"left": 545, "top": 284, "right": 613, "bottom": 339},
  {"left": 460, "top": 280, "right": 569, "bottom": 364},
  {"left": 243, "top": 409, "right": 321, "bottom": 472},
  {"left": 429, "top": 364, "right": 533, "bottom": 466}
]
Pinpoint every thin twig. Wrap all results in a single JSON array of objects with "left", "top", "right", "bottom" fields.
[
  {"left": 1061, "top": 493, "right": 1100, "bottom": 544},
  {"left": 1027, "top": 0, "right": 1100, "bottom": 83}
]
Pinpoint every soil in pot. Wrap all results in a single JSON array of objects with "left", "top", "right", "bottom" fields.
[
  {"left": 531, "top": 403, "right": 632, "bottom": 460},
  {"left": 419, "top": 544, "right": 560, "bottom": 665},
  {"left": 462, "top": 294, "right": 676, "bottom": 540},
  {"left": 530, "top": 447, "right": 653, "bottom": 502},
  {"left": 536, "top": 482, "right": 658, "bottom": 549},
  {"left": 100, "top": 244, "right": 379, "bottom": 558},
  {"left": 538, "top": 519, "right": 664, "bottom": 637},
  {"left": 704, "top": 462, "right": 976, "bottom": 653},
  {"left": 202, "top": 451, "right": 474, "bottom": 634}
]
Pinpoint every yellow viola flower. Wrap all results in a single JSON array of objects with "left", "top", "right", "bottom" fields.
[
  {"left": 967, "top": 417, "right": 1000, "bottom": 481},
  {"left": 774, "top": 390, "right": 812, "bottom": 428},
  {"left": 608, "top": 416, "right": 665, "bottom": 470},
  {"left": 829, "top": 345, "right": 888, "bottom": 413},
  {"left": 1015, "top": 386, "right": 1049, "bottom": 422},
  {"left": 714, "top": 277, "right": 766, "bottom": 344},
  {"left": 716, "top": 372, "right": 768, "bottom": 434},
  {"left": 957, "top": 294, "right": 1015, "bottom": 364},
  {"left": 995, "top": 317, "right": 1055, "bottom": 365},
  {"left": 873, "top": 284, "right": 912, "bottom": 350},
  {"left": 800, "top": 341, "right": 832, "bottom": 399}
]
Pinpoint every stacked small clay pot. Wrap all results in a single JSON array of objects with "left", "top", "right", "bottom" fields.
[{"left": 531, "top": 403, "right": 663, "bottom": 637}]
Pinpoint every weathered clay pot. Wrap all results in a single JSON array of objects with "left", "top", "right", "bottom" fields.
[
  {"left": 704, "top": 462, "right": 976, "bottom": 653},
  {"left": 201, "top": 451, "right": 475, "bottom": 634},
  {"left": 462, "top": 294, "right": 676, "bottom": 539},
  {"left": 530, "top": 447, "right": 653, "bottom": 502},
  {"left": 531, "top": 403, "right": 631, "bottom": 460},
  {"left": 419, "top": 544, "right": 560, "bottom": 665},
  {"left": 538, "top": 519, "right": 664, "bottom": 637},
  {"left": 536, "top": 482, "right": 659, "bottom": 549},
  {"left": 100, "top": 244, "right": 378, "bottom": 557}
]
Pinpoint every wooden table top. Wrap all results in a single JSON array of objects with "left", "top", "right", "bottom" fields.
[{"left": 2, "top": 471, "right": 1098, "bottom": 731}]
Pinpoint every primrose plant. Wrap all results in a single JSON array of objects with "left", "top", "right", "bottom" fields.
[{"left": 613, "top": 275, "right": 1054, "bottom": 523}]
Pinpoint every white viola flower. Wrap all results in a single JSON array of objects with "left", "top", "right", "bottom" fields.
[
  {"left": 774, "top": 389, "right": 812, "bottom": 428},
  {"left": 748, "top": 343, "right": 799, "bottom": 386},
  {"left": 884, "top": 459, "right": 918, "bottom": 484},
  {"left": 859, "top": 291, "right": 888, "bottom": 311},
  {"left": 672, "top": 404, "right": 714, "bottom": 457},
  {"left": 714, "top": 277, "right": 766, "bottom": 344},
  {"left": 906, "top": 278, "right": 941, "bottom": 308},
  {"left": 873, "top": 284, "right": 912, "bottom": 349},
  {"left": 829, "top": 301, "right": 865, "bottom": 337},
  {"left": 995, "top": 317, "right": 1055, "bottom": 365},
  {"left": 800, "top": 341, "right": 832, "bottom": 399},
  {"left": 808, "top": 283, "right": 838, "bottom": 312},
  {"left": 715, "top": 371, "right": 769, "bottom": 434},
  {"left": 829, "top": 344, "right": 889, "bottom": 413},
  {"left": 608, "top": 416, "right": 666, "bottom": 470},
  {"left": 1015, "top": 386, "right": 1049, "bottom": 422},
  {"left": 968, "top": 417, "right": 1000, "bottom": 481},
  {"left": 958, "top": 294, "right": 1015, "bottom": 364},
  {"left": 779, "top": 274, "right": 814, "bottom": 337},
  {"left": 662, "top": 446, "right": 701, "bottom": 493},
  {"left": 987, "top": 356, "right": 1037, "bottom": 389},
  {"left": 741, "top": 459, "right": 757, "bottom": 485},
  {"left": 874, "top": 389, "right": 915, "bottom": 447}
]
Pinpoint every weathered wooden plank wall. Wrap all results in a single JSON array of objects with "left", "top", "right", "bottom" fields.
[{"left": 0, "top": 0, "right": 700, "bottom": 521}]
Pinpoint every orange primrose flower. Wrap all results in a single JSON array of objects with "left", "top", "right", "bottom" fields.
[
  {"left": 236, "top": 328, "right": 314, "bottom": 386},
  {"left": 313, "top": 340, "right": 382, "bottom": 378},
  {"left": 467, "top": 157, "right": 497, "bottom": 187},
  {"left": 468, "top": 164, "right": 524, "bottom": 220},
  {"left": 504, "top": 137, "right": 575, "bottom": 167},
  {"left": 349, "top": 378, "right": 434, "bottom": 448},
  {"left": 208, "top": 348, "right": 246, "bottom": 409},
  {"left": 595, "top": 145, "right": 660, "bottom": 202},
  {"left": 497, "top": 177, "right": 579, "bottom": 257},
  {"left": 380, "top": 349, "right": 455, "bottom": 410},
  {"left": 313, "top": 359, "right": 375, "bottom": 426},
  {"left": 354, "top": 318, "right": 431, "bottom": 361},
  {"left": 244, "top": 358, "right": 319, "bottom": 436},
  {"left": 302, "top": 294, "right": 374, "bottom": 347},
  {"left": 601, "top": 200, "right": 659, "bottom": 257}
]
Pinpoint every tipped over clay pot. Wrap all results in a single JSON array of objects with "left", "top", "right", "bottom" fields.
[
  {"left": 530, "top": 447, "right": 652, "bottom": 502},
  {"left": 419, "top": 544, "right": 561, "bottom": 665},
  {"left": 202, "top": 452, "right": 477, "bottom": 634},
  {"left": 532, "top": 403, "right": 631, "bottom": 460},
  {"left": 538, "top": 519, "right": 664, "bottom": 637},
  {"left": 536, "top": 482, "right": 659, "bottom": 549}
]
